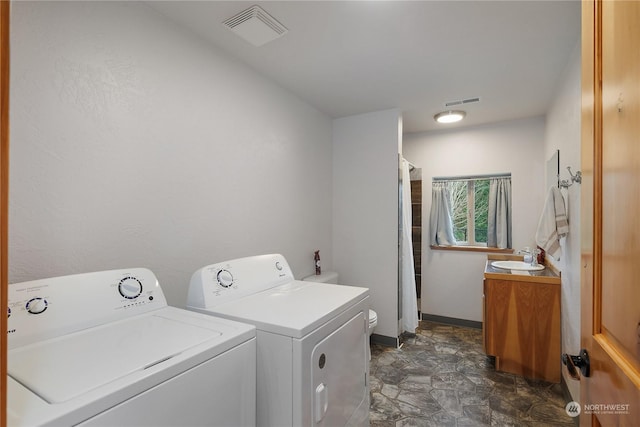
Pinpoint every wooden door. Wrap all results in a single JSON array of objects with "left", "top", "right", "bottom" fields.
[
  {"left": 1, "top": 1, "right": 9, "bottom": 426},
  {"left": 581, "top": 1, "right": 640, "bottom": 425}
]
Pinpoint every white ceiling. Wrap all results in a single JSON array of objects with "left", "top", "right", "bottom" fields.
[{"left": 149, "top": 1, "right": 581, "bottom": 134}]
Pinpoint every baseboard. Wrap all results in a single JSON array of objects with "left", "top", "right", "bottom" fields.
[
  {"left": 371, "top": 314, "right": 481, "bottom": 347},
  {"left": 421, "top": 313, "right": 482, "bottom": 330},
  {"left": 370, "top": 333, "right": 399, "bottom": 348}
]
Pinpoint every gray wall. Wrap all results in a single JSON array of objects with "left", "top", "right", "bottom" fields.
[
  {"left": 332, "top": 109, "right": 401, "bottom": 339},
  {"left": 10, "top": 1, "right": 334, "bottom": 306},
  {"left": 543, "top": 41, "right": 581, "bottom": 402},
  {"left": 403, "top": 117, "right": 546, "bottom": 322}
]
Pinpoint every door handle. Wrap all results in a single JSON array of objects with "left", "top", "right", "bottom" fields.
[{"left": 562, "top": 349, "right": 590, "bottom": 379}]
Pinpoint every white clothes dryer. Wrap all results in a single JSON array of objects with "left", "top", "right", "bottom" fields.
[
  {"left": 7, "top": 268, "right": 256, "bottom": 427},
  {"left": 187, "top": 254, "right": 370, "bottom": 427}
]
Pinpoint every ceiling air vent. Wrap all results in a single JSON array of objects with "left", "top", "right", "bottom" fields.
[
  {"left": 223, "top": 5, "right": 288, "bottom": 47},
  {"left": 445, "top": 97, "right": 481, "bottom": 107}
]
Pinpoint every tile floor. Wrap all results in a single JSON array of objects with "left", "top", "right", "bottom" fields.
[{"left": 369, "top": 321, "right": 577, "bottom": 426}]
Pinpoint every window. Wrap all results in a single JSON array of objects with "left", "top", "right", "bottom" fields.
[
  {"left": 430, "top": 174, "right": 512, "bottom": 249},
  {"left": 450, "top": 179, "right": 490, "bottom": 245}
]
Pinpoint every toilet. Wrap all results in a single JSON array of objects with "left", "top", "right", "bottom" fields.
[{"left": 302, "top": 271, "right": 378, "bottom": 336}]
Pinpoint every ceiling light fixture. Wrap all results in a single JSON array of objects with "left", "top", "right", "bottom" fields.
[{"left": 434, "top": 110, "right": 466, "bottom": 124}]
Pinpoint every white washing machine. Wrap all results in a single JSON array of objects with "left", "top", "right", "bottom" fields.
[
  {"left": 7, "top": 268, "right": 256, "bottom": 427},
  {"left": 187, "top": 254, "right": 370, "bottom": 427}
]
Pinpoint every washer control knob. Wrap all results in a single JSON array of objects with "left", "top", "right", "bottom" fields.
[
  {"left": 26, "top": 297, "right": 48, "bottom": 314},
  {"left": 217, "top": 270, "right": 234, "bottom": 288},
  {"left": 119, "top": 276, "right": 143, "bottom": 299},
  {"left": 275, "top": 262, "right": 283, "bottom": 271}
]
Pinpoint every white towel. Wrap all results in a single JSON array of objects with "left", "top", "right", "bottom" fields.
[{"left": 535, "top": 187, "right": 569, "bottom": 260}]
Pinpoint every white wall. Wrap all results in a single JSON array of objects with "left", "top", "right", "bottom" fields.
[
  {"left": 332, "top": 109, "right": 401, "bottom": 340},
  {"left": 9, "top": 1, "right": 334, "bottom": 306},
  {"left": 403, "top": 117, "right": 546, "bottom": 322},
  {"left": 544, "top": 41, "right": 581, "bottom": 401}
]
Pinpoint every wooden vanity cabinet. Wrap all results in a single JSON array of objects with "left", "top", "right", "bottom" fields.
[{"left": 483, "top": 274, "right": 561, "bottom": 383}]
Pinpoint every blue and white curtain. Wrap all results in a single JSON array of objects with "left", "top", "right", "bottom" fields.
[
  {"left": 487, "top": 177, "right": 512, "bottom": 249},
  {"left": 429, "top": 181, "right": 456, "bottom": 246}
]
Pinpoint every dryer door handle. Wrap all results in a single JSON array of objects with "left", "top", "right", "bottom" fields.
[{"left": 314, "top": 383, "right": 328, "bottom": 423}]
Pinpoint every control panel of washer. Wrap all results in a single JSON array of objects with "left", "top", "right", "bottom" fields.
[
  {"left": 7, "top": 268, "right": 167, "bottom": 349},
  {"left": 187, "top": 253, "right": 294, "bottom": 309}
]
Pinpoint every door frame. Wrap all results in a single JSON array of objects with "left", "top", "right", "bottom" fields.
[{"left": 1, "top": 1, "right": 10, "bottom": 426}]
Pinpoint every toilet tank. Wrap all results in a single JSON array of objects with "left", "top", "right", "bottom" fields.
[{"left": 302, "top": 271, "right": 338, "bottom": 284}]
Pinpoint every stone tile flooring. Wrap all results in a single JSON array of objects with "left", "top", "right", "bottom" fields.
[{"left": 369, "top": 321, "right": 576, "bottom": 426}]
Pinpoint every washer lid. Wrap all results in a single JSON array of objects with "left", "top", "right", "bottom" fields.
[
  {"left": 8, "top": 314, "right": 222, "bottom": 403},
  {"left": 208, "top": 281, "right": 369, "bottom": 338}
]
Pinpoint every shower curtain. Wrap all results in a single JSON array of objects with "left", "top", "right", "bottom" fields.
[{"left": 401, "top": 159, "right": 419, "bottom": 333}]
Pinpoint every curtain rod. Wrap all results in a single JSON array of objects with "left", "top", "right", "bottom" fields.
[
  {"left": 403, "top": 158, "right": 417, "bottom": 171},
  {"left": 433, "top": 172, "right": 511, "bottom": 182}
]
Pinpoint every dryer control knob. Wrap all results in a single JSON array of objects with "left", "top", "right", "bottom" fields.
[
  {"left": 217, "top": 270, "right": 234, "bottom": 288},
  {"left": 26, "top": 297, "right": 48, "bottom": 314},
  {"left": 118, "top": 276, "right": 143, "bottom": 299}
]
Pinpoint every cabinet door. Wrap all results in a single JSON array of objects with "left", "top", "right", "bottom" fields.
[
  {"left": 485, "top": 278, "right": 560, "bottom": 381},
  {"left": 484, "top": 279, "right": 515, "bottom": 366},
  {"left": 482, "top": 279, "right": 486, "bottom": 353},
  {"left": 513, "top": 282, "right": 536, "bottom": 378},
  {"left": 533, "top": 283, "right": 561, "bottom": 382}
]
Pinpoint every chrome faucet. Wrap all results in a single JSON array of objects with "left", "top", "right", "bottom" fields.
[
  {"left": 517, "top": 247, "right": 533, "bottom": 263},
  {"left": 530, "top": 248, "right": 541, "bottom": 266}
]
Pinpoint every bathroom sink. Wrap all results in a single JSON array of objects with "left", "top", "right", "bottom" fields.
[{"left": 491, "top": 260, "right": 545, "bottom": 271}]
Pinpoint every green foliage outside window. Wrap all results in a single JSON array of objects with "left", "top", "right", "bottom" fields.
[
  {"left": 474, "top": 180, "right": 490, "bottom": 243},
  {"left": 450, "top": 179, "right": 490, "bottom": 245},
  {"left": 450, "top": 181, "right": 468, "bottom": 241}
]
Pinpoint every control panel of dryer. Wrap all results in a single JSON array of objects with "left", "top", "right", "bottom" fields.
[
  {"left": 187, "top": 253, "right": 294, "bottom": 309},
  {"left": 7, "top": 268, "right": 167, "bottom": 349}
]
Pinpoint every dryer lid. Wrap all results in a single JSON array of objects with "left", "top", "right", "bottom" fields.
[
  {"left": 208, "top": 281, "right": 369, "bottom": 338},
  {"left": 8, "top": 314, "right": 222, "bottom": 403}
]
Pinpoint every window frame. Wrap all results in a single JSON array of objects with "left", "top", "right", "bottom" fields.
[
  {"left": 465, "top": 179, "right": 480, "bottom": 246},
  {"left": 431, "top": 173, "right": 512, "bottom": 252}
]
